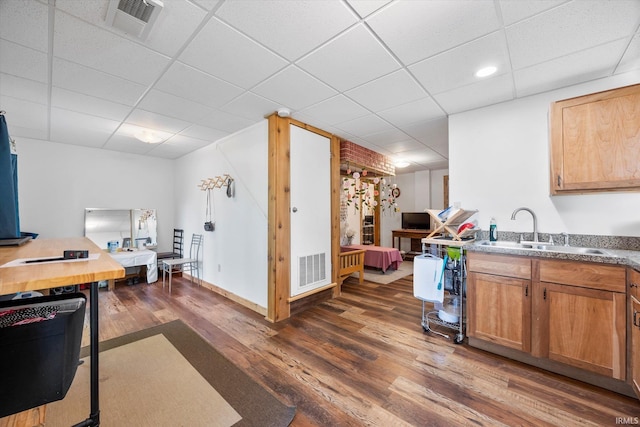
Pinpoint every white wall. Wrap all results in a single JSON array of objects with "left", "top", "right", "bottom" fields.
[
  {"left": 379, "top": 169, "right": 448, "bottom": 248},
  {"left": 16, "top": 138, "right": 175, "bottom": 247},
  {"left": 450, "top": 71, "right": 640, "bottom": 237},
  {"left": 173, "top": 121, "right": 268, "bottom": 308}
]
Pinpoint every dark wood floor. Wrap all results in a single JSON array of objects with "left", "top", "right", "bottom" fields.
[{"left": 87, "top": 272, "right": 640, "bottom": 426}]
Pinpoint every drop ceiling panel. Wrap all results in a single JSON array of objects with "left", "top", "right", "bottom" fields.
[
  {"left": 194, "top": 109, "right": 255, "bottom": 134},
  {"left": 363, "top": 127, "right": 412, "bottom": 146},
  {"left": 190, "top": 0, "right": 221, "bottom": 12},
  {"left": 377, "top": 138, "right": 425, "bottom": 154},
  {"left": 217, "top": 0, "right": 357, "bottom": 61},
  {"left": 377, "top": 97, "right": 445, "bottom": 128},
  {"left": 398, "top": 146, "right": 446, "bottom": 163},
  {"left": 0, "top": 40, "right": 48, "bottom": 83},
  {"left": 177, "top": 124, "right": 228, "bottom": 142},
  {"left": 409, "top": 32, "right": 510, "bottom": 95},
  {"left": 155, "top": 62, "right": 244, "bottom": 109},
  {"left": 252, "top": 66, "right": 337, "bottom": 111},
  {"left": 366, "top": 0, "right": 501, "bottom": 65},
  {"left": 51, "top": 87, "right": 131, "bottom": 121},
  {"left": 53, "top": 11, "right": 170, "bottom": 86},
  {"left": 514, "top": 39, "right": 627, "bottom": 97},
  {"left": 0, "top": 0, "right": 49, "bottom": 52},
  {"left": 180, "top": 18, "right": 288, "bottom": 89},
  {"left": 126, "top": 109, "right": 191, "bottom": 134},
  {"left": 1, "top": 74, "right": 48, "bottom": 105},
  {"left": 346, "top": 0, "right": 393, "bottom": 18},
  {"left": 506, "top": 0, "right": 640, "bottom": 70},
  {"left": 145, "top": 144, "right": 190, "bottom": 159},
  {"left": 50, "top": 108, "right": 120, "bottom": 148},
  {"left": 137, "top": 89, "right": 215, "bottom": 123},
  {"left": 52, "top": 59, "right": 147, "bottom": 106},
  {"left": 0, "top": 96, "right": 48, "bottom": 139},
  {"left": 498, "top": 0, "right": 566, "bottom": 26},
  {"left": 219, "top": 92, "right": 281, "bottom": 120},
  {"left": 297, "top": 95, "right": 370, "bottom": 125},
  {"left": 297, "top": 25, "right": 400, "bottom": 92},
  {"left": 433, "top": 73, "right": 514, "bottom": 115},
  {"left": 155, "top": 133, "right": 212, "bottom": 151},
  {"left": 345, "top": 70, "right": 427, "bottom": 112},
  {"left": 334, "top": 114, "right": 394, "bottom": 137},
  {"left": 400, "top": 117, "right": 449, "bottom": 156},
  {"left": 140, "top": 0, "right": 209, "bottom": 57}
]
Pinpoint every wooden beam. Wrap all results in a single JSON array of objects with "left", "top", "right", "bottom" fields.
[{"left": 267, "top": 113, "right": 291, "bottom": 322}]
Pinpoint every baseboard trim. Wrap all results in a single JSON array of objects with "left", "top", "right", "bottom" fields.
[{"left": 183, "top": 274, "right": 267, "bottom": 317}]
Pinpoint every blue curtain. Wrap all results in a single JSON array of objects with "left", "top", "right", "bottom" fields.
[{"left": 0, "top": 114, "right": 20, "bottom": 238}]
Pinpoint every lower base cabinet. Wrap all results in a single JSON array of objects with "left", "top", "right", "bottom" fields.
[{"left": 467, "top": 252, "right": 630, "bottom": 395}]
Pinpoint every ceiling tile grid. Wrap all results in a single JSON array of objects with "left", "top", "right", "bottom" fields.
[{"left": 0, "top": 0, "right": 637, "bottom": 171}]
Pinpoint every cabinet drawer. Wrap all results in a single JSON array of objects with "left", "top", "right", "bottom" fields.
[
  {"left": 467, "top": 252, "right": 531, "bottom": 279},
  {"left": 539, "top": 259, "right": 625, "bottom": 293},
  {"left": 630, "top": 268, "right": 640, "bottom": 300}
]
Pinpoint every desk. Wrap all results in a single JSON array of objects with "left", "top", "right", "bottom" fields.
[
  {"left": 392, "top": 229, "right": 431, "bottom": 256},
  {"left": 0, "top": 237, "right": 124, "bottom": 426},
  {"left": 108, "top": 249, "right": 158, "bottom": 290}
]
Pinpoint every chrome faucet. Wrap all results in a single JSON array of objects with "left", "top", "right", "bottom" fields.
[{"left": 511, "top": 207, "right": 538, "bottom": 242}]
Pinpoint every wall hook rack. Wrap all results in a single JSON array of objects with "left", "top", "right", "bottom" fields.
[{"left": 197, "top": 174, "right": 234, "bottom": 191}]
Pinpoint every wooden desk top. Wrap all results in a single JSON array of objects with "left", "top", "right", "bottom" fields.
[
  {"left": 392, "top": 229, "right": 431, "bottom": 236},
  {"left": 0, "top": 237, "right": 125, "bottom": 295}
]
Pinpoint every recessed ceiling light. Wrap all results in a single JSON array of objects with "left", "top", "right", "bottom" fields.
[
  {"left": 395, "top": 160, "right": 410, "bottom": 168},
  {"left": 134, "top": 130, "right": 163, "bottom": 144},
  {"left": 475, "top": 66, "right": 497, "bottom": 78}
]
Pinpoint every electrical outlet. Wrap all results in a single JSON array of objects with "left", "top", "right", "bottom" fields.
[{"left": 218, "top": 264, "right": 221, "bottom": 272}]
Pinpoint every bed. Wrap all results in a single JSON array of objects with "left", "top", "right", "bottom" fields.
[
  {"left": 341, "top": 245, "right": 403, "bottom": 273},
  {"left": 338, "top": 248, "right": 365, "bottom": 286}
]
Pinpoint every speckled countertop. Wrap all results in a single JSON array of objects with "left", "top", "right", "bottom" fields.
[{"left": 465, "top": 231, "right": 640, "bottom": 271}]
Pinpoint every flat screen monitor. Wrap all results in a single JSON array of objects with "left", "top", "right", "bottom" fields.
[{"left": 401, "top": 212, "right": 431, "bottom": 230}]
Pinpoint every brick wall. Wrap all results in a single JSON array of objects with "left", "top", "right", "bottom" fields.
[{"left": 340, "top": 140, "right": 395, "bottom": 176}]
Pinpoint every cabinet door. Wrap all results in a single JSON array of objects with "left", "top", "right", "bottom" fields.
[
  {"left": 631, "top": 296, "right": 640, "bottom": 399},
  {"left": 537, "top": 282, "right": 626, "bottom": 380},
  {"left": 630, "top": 268, "right": 640, "bottom": 301},
  {"left": 467, "top": 271, "right": 531, "bottom": 352},
  {"left": 549, "top": 83, "right": 640, "bottom": 194}
]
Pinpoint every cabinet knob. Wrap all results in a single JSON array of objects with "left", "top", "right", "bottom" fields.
[{"left": 631, "top": 282, "right": 638, "bottom": 288}]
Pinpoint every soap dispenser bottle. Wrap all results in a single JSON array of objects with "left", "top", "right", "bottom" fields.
[{"left": 489, "top": 217, "right": 497, "bottom": 242}]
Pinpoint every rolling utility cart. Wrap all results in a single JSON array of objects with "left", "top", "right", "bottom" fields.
[{"left": 413, "top": 208, "right": 477, "bottom": 344}]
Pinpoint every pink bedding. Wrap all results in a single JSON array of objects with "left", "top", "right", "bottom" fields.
[{"left": 341, "top": 245, "right": 403, "bottom": 273}]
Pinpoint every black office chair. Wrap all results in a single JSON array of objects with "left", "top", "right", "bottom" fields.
[
  {"left": 156, "top": 228, "right": 184, "bottom": 270},
  {"left": 0, "top": 293, "right": 86, "bottom": 417}
]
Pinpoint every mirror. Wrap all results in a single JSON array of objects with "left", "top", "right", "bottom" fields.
[{"left": 84, "top": 208, "right": 157, "bottom": 250}]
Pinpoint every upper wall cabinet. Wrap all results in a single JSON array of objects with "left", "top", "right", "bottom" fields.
[{"left": 549, "top": 83, "right": 640, "bottom": 195}]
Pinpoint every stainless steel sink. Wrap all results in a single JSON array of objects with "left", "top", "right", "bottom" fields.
[
  {"left": 479, "top": 241, "right": 528, "bottom": 249},
  {"left": 477, "top": 240, "right": 614, "bottom": 256}
]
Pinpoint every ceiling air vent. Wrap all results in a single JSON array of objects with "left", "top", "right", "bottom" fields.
[{"left": 105, "top": 0, "right": 163, "bottom": 40}]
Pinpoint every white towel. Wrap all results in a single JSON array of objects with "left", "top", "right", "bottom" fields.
[{"left": 413, "top": 253, "right": 445, "bottom": 303}]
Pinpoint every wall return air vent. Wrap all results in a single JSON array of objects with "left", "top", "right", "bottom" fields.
[{"left": 105, "top": 0, "right": 163, "bottom": 40}]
